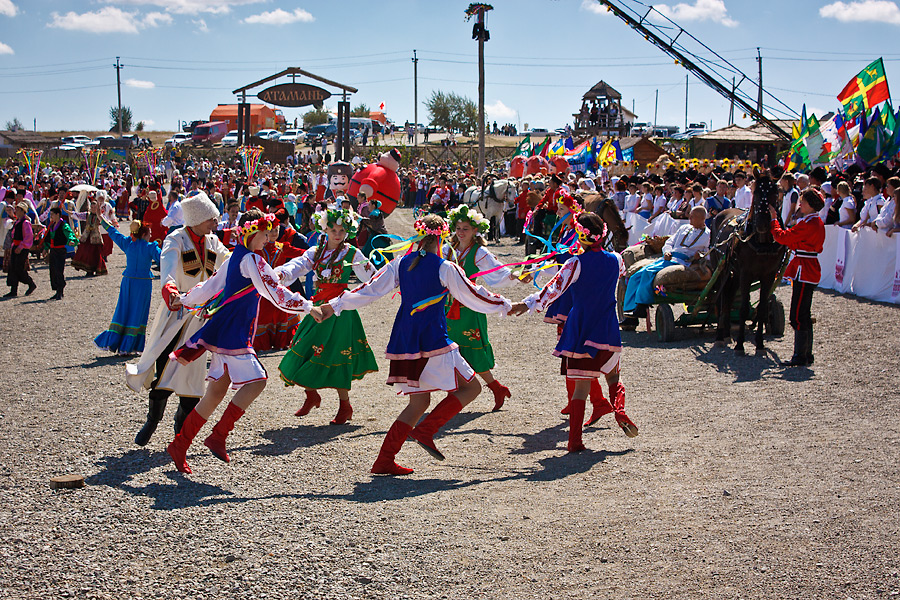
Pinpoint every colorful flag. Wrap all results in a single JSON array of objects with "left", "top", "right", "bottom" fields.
[
  {"left": 837, "top": 58, "right": 891, "bottom": 119},
  {"left": 533, "top": 135, "right": 551, "bottom": 157},
  {"left": 612, "top": 140, "right": 623, "bottom": 161},
  {"left": 564, "top": 139, "right": 590, "bottom": 156},
  {"left": 379, "top": 102, "right": 385, "bottom": 110},
  {"left": 548, "top": 137, "right": 567, "bottom": 157},
  {"left": 512, "top": 134, "right": 532, "bottom": 157},
  {"left": 856, "top": 107, "right": 891, "bottom": 164}
]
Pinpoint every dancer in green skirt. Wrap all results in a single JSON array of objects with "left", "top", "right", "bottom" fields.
[
  {"left": 276, "top": 208, "right": 378, "bottom": 424},
  {"left": 443, "top": 205, "right": 532, "bottom": 411}
]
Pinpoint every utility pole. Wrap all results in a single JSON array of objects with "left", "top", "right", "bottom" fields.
[
  {"left": 114, "top": 56, "right": 124, "bottom": 136},
  {"left": 729, "top": 77, "right": 736, "bottom": 125},
  {"left": 412, "top": 49, "right": 418, "bottom": 149},
  {"left": 468, "top": 4, "right": 492, "bottom": 175},
  {"left": 756, "top": 47, "right": 763, "bottom": 118},
  {"left": 684, "top": 74, "right": 689, "bottom": 132},
  {"left": 653, "top": 89, "right": 658, "bottom": 130}
]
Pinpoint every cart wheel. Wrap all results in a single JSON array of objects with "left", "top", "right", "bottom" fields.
[
  {"left": 655, "top": 304, "right": 675, "bottom": 343},
  {"left": 768, "top": 296, "right": 785, "bottom": 337},
  {"left": 616, "top": 278, "right": 627, "bottom": 324}
]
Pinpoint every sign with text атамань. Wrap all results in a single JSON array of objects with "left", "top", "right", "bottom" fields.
[{"left": 257, "top": 83, "right": 331, "bottom": 108}]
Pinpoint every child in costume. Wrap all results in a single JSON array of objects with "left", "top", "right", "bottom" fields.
[
  {"left": 768, "top": 188, "right": 826, "bottom": 367},
  {"left": 511, "top": 212, "right": 639, "bottom": 452},
  {"left": 94, "top": 212, "right": 161, "bottom": 355},
  {"left": 166, "top": 209, "right": 313, "bottom": 474},
  {"left": 312, "top": 214, "right": 514, "bottom": 475},
  {"left": 538, "top": 190, "right": 614, "bottom": 427},
  {"left": 443, "top": 204, "right": 529, "bottom": 411},
  {"left": 41, "top": 206, "right": 78, "bottom": 300},
  {"left": 277, "top": 208, "right": 378, "bottom": 424}
]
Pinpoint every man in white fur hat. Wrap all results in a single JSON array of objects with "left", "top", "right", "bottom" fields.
[{"left": 126, "top": 191, "right": 231, "bottom": 446}]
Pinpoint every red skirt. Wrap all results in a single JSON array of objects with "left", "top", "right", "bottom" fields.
[{"left": 71, "top": 242, "right": 108, "bottom": 275}]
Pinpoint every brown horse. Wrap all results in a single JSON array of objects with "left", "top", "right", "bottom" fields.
[{"left": 581, "top": 192, "right": 629, "bottom": 252}]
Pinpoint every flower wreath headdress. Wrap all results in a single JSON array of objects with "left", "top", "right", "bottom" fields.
[
  {"left": 555, "top": 189, "right": 583, "bottom": 215},
  {"left": 313, "top": 208, "right": 359, "bottom": 239},
  {"left": 447, "top": 204, "right": 490, "bottom": 235},
  {"left": 236, "top": 213, "right": 277, "bottom": 247},
  {"left": 413, "top": 218, "right": 450, "bottom": 239},
  {"left": 574, "top": 218, "right": 608, "bottom": 247}
]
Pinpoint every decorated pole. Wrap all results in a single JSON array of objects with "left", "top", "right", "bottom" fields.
[
  {"left": 16, "top": 148, "right": 43, "bottom": 181},
  {"left": 236, "top": 145, "right": 264, "bottom": 181},
  {"left": 81, "top": 147, "right": 106, "bottom": 185},
  {"left": 466, "top": 4, "right": 493, "bottom": 176}
]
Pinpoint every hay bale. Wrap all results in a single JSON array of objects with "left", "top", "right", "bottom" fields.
[
  {"left": 626, "top": 257, "right": 657, "bottom": 278},
  {"left": 654, "top": 262, "right": 713, "bottom": 289}
]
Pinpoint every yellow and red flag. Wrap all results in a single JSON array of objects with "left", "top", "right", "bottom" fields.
[{"left": 837, "top": 58, "right": 890, "bottom": 119}]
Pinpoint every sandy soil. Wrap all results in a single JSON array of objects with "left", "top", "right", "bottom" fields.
[{"left": 0, "top": 207, "right": 898, "bottom": 600}]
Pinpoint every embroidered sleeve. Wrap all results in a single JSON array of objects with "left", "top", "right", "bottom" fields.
[
  {"left": 441, "top": 261, "right": 512, "bottom": 315},
  {"left": 349, "top": 247, "right": 376, "bottom": 283},
  {"left": 276, "top": 247, "right": 316, "bottom": 285},
  {"left": 474, "top": 246, "right": 517, "bottom": 288},
  {"left": 159, "top": 232, "right": 181, "bottom": 289},
  {"left": 242, "top": 253, "right": 312, "bottom": 314},
  {"left": 523, "top": 257, "right": 581, "bottom": 313},
  {"left": 180, "top": 258, "right": 229, "bottom": 308},
  {"left": 330, "top": 257, "right": 400, "bottom": 316}
]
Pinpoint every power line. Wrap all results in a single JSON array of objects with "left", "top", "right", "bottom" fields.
[{"left": 0, "top": 84, "right": 114, "bottom": 94}]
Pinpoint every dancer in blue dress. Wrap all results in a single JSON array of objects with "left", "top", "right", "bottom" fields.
[
  {"left": 537, "top": 190, "right": 612, "bottom": 425},
  {"left": 94, "top": 213, "right": 161, "bottom": 355},
  {"left": 313, "top": 214, "right": 515, "bottom": 475},
  {"left": 512, "top": 212, "right": 639, "bottom": 452},
  {"left": 165, "top": 209, "right": 313, "bottom": 474}
]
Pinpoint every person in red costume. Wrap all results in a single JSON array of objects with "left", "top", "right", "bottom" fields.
[
  {"left": 348, "top": 149, "right": 402, "bottom": 214},
  {"left": 140, "top": 190, "right": 169, "bottom": 245},
  {"left": 768, "top": 188, "right": 826, "bottom": 367}
]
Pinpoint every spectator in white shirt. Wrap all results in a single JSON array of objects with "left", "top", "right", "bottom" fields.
[
  {"left": 624, "top": 182, "right": 641, "bottom": 215},
  {"left": 873, "top": 176, "right": 899, "bottom": 234},
  {"left": 647, "top": 185, "right": 668, "bottom": 223},
  {"left": 732, "top": 171, "right": 752, "bottom": 211},
  {"left": 835, "top": 181, "right": 857, "bottom": 229},
  {"left": 852, "top": 177, "right": 884, "bottom": 232},
  {"left": 884, "top": 188, "right": 900, "bottom": 238}
]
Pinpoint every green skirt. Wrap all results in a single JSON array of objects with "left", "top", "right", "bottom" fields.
[
  {"left": 278, "top": 309, "right": 378, "bottom": 390},
  {"left": 446, "top": 304, "right": 495, "bottom": 373}
]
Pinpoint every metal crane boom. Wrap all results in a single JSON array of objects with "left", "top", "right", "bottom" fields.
[{"left": 596, "top": 0, "right": 794, "bottom": 141}]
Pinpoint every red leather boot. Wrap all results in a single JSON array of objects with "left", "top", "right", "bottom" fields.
[
  {"left": 561, "top": 378, "right": 576, "bottom": 415},
  {"left": 294, "top": 389, "right": 321, "bottom": 417},
  {"left": 567, "top": 397, "right": 587, "bottom": 453},
  {"left": 585, "top": 379, "right": 614, "bottom": 427},
  {"left": 610, "top": 382, "right": 639, "bottom": 438},
  {"left": 371, "top": 421, "right": 414, "bottom": 475},
  {"left": 408, "top": 394, "right": 463, "bottom": 461},
  {"left": 204, "top": 402, "right": 245, "bottom": 463},
  {"left": 486, "top": 380, "right": 511, "bottom": 412},
  {"left": 330, "top": 398, "right": 353, "bottom": 425},
  {"left": 167, "top": 409, "right": 207, "bottom": 474}
]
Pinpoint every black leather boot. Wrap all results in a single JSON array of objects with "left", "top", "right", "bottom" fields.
[
  {"left": 135, "top": 392, "right": 168, "bottom": 446},
  {"left": 806, "top": 326, "right": 814, "bottom": 365},
  {"left": 174, "top": 396, "right": 200, "bottom": 434},
  {"left": 781, "top": 330, "right": 809, "bottom": 367}
]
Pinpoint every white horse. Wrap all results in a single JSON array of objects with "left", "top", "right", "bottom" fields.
[{"left": 461, "top": 179, "right": 518, "bottom": 242}]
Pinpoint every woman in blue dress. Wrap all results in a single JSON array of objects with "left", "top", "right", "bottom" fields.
[
  {"left": 94, "top": 211, "right": 162, "bottom": 355},
  {"left": 512, "top": 212, "right": 639, "bottom": 453}
]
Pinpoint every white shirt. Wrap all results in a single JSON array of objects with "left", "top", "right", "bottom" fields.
[
  {"left": 838, "top": 196, "right": 856, "bottom": 228},
  {"left": 781, "top": 187, "right": 799, "bottom": 224},
  {"left": 652, "top": 194, "right": 668, "bottom": 213},
  {"left": 442, "top": 245, "right": 519, "bottom": 288},
  {"left": 624, "top": 193, "right": 640, "bottom": 213},
  {"left": 662, "top": 224, "right": 710, "bottom": 266},
  {"left": 733, "top": 185, "right": 752, "bottom": 211},
  {"left": 873, "top": 196, "right": 896, "bottom": 232},
  {"left": 860, "top": 194, "right": 884, "bottom": 224},
  {"left": 277, "top": 245, "right": 375, "bottom": 285},
  {"left": 161, "top": 200, "right": 184, "bottom": 228}
]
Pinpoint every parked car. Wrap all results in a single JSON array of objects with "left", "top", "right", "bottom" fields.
[
  {"left": 524, "top": 128, "right": 549, "bottom": 136},
  {"left": 304, "top": 124, "right": 334, "bottom": 146},
  {"left": 164, "top": 132, "right": 191, "bottom": 146},
  {"left": 255, "top": 129, "right": 280, "bottom": 140},
  {"left": 119, "top": 134, "right": 141, "bottom": 147},
  {"left": 192, "top": 121, "right": 229, "bottom": 145},
  {"left": 85, "top": 135, "right": 116, "bottom": 146},
  {"left": 279, "top": 129, "right": 302, "bottom": 145},
  {"left": 61, "top": 135, "right": 92, "bottom": 146},
  {"left": 221, "top": 130, "right": 239, "bottom": 147}
]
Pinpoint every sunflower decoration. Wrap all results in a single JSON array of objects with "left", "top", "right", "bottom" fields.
[
  {"left": 313, "top": 208, "right": 359, "bottom": 239},
  {"left": 447, "top": 204, "right": 490, "bottom": 235}
]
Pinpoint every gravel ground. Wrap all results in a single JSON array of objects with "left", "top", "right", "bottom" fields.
[{"left": 1, "top": 208, "right": 898, "bottom": 600}]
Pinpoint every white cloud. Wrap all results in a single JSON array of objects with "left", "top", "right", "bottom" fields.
[
  {"left": 243, "top": 8, "right": 314, "bottom": 25},
  {"left": 580, "top": 0, "right": 609, "bottom": 15},
  {"left": 102, "top": 0, "right": 263, "bottom": 15},
  {"left": 143, "top": 11, "right": 173, "bottom": 26},
  {"left": 126, "top": 78, "right": 155, "bottom": 89},
  {"left": 140, "top": 119, "right": 155, "bottom": 127},
  {"left": 486, "top": 100, "right": 516, "bottom": 121},
  {"left": 0, "top": 0, "right": 17, "bottom": 17},
  {"left": 0, "top": 41, "right": 12, "bottom": 55},
  {"left": 653, "top": 0, "right": 738, "bottom": 27},
  {"left": 820, "top": 0, "right": 900, "bottom": 24},
  {"left": 49, "top": 7, "right": 141, "bottom": 34},
  {"left": 193, "top": 18, "right": 209, "bottom": 32}
]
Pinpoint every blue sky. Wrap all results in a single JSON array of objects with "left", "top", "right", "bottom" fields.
[{"left": 1, "top": 0, "right": 899, "bottom": 133}]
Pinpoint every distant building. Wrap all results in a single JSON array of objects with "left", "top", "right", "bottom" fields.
[
  {"left": 689, "top": 121, "right": 794, "bottom": 165},
  {"left": 0, "top": 130, "right": 60, "bottom": 150}
]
